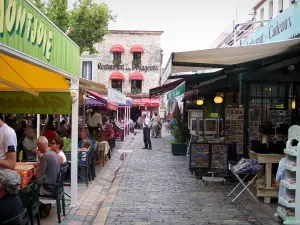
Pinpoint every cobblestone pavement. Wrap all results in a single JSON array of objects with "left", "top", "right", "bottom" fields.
[{"left": 92, "top": 130, "right": 281, "bottom": 225}]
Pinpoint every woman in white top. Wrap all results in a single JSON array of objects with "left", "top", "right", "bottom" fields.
[
  {"left": 87, "top": 106, "right": 103, "bottom": 135},
  {"left": 50, "top": 137, "right": 67, "bottom": 164}
]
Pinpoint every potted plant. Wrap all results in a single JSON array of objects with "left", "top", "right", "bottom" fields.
[
  {"left": 62, "top": 137, "right": 71, "bottom": 161},
  {"left": 170, "top": 106, "right": 189, "bottom": 155}
]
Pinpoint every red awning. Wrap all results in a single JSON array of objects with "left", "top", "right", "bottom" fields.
[
  {"left": 129, "top": 72, "right": 144, "bottom": 80},
  {"left": 110, "top": 44, "right": 124, "bottom": 53},
  {"left": 109, "top": 71, "right": 124, "bottom": 80},
  {"left": 130, "top": 45, "right": 144, "bottom": 53},
  {"left": 132, "top": 98, "right": 160, "bottom": 107},
  {"left": 86, "top": 90, "right": 107, "bottom": 104},
  {"left": 107, "top": 101, "right": 118, "bottom": 111}
]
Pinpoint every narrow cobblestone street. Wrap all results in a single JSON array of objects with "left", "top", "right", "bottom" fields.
[{"left": 91, "top": 130, "right": 281, "bottom": 225}]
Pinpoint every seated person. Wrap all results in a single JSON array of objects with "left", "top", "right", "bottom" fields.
[
  {"left": 0, "top": 169, "right": 24, "bottom": 223},
  {"left": 78, "top": 130, "right": 94, "bottom": 148},
  {"left": 50, "top": 137, "right": 67, "bottom": 164},
  {"left": 36, "top": 136, "right": 60, "bottom": 196},
  {"left": 99, "top": 116, "right": 115, "bottom": 141},
  {"left": 78, "top": 139, "right": 90, "bottom": 163},
  {"left": 22, "top": 127, "right": 38, "bottom": 161}
]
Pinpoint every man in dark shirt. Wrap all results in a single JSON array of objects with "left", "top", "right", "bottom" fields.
[
  {"left": 36, "top": 136, "right": 60, "bottom": 195},
  {"left": 0, "top": 169, "right": 24, "bottom": 223}
]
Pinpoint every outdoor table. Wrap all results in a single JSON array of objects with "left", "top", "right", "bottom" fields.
[
  {"left": 15, "top": 162, "right": 38, "bottom": 187},
  {"left": 95, "top": 141, "right": 110, "bottom": 166}
]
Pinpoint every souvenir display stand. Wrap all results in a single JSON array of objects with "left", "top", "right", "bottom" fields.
[{"left": 276, "top": 125, "right": 300, "bottom": 224}]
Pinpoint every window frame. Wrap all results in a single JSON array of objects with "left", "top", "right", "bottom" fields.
[
  {"left": 82, "top": 61, "right": 92, "bottom": 81},
  {"left": 113, "top": 52, "right": 122, "bottom": 63},
  {"left": 111, "top": 79, "right": 123, "bottom": 92},
  {"left": 131, "top": 80, "right": 142, "bottom": 94},
  {"left": 133, "top": 52, "right": 142, "bottom": 64}
]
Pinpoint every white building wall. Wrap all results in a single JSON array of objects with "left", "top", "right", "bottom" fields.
[
  {"left": 80, "top": 31, "right": 162, "bottom": 95},
  {"left": 254, "top": 0, "right": 295, "bottom": 21}
]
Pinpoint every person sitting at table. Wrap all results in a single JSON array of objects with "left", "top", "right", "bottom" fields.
[
  {"left": 78, "top": 130, "right": 94, "bottom": 148},
  {"left": 0, "top": 117, "right": 17, "bottom": 170},
  {"left": 50, "top": 137, "right": 67, "bottom": 164},
  {"left": 0, "top": 169, "right": 24, "bottom": 223},
  {"left": 78, "top": 139, "right": 90, "bottom": 163},
  {"left": 42, "top": 122, "right": 58, "bottom": 142},
  {"left": 22, "top": 127, "right": 38, "bottom": 161},
  {"left": 100, "top": 116, "right": 115, "bottom": 141},
  {"left": 36, "top": 136, "right": 60, "bottom": 196}
]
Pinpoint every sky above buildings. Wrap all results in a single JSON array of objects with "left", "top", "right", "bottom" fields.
[{"left": 70, "top": 0, "right": 257, "bottom": 65}]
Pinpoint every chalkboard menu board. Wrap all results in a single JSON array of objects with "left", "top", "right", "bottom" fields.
[
  {"left": 211, "top": 144, "right": 228, "bottom": 170},
  {"left": 190, "top": 143, "right": 209, "bottom": 169}
]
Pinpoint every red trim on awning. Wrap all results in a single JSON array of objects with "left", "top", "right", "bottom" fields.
[
  {"left": 86, "top": 90, "right": 107, "bottom": 104},
  {"left": 130, "top": 45, "right": 144, "bottom": 53},
  {"left": 107, "top": 101, "right": 118, "bottom": 111},
  {"left": 132, "top": 98, "right": 160, "bottom": 107},
  {"left": 109, "top": 71, "right": 124, "bottom": 80},
  {"left": 129, "top": 72, "right": 144, "bottom": 80},
  {"left": 110, "top": 44, "right": 124, "bottom": 53}
]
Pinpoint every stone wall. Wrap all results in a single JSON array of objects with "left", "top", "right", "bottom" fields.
[{"left": 80, "top": 31, "right": 162, "bottom": 95}]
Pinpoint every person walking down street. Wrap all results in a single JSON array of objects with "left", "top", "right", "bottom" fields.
[
  {"left": 142, "top": 114, "right": 152, "bottom": 150},
  {"left": 152, "top": 113, "right": 160, "bottom": 138}
]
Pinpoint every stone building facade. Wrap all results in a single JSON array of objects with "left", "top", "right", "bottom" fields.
[{"left": 80, "top": 30, "right": 163, "bottom": 120}]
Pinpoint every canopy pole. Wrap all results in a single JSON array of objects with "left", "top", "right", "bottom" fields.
[
  {"left": 36, "top": 114, "right": 41, "bottom": 137},
  {"left": 123, "top": 107, "right": 126, "bottom": 140},
  {"left": 82, "top": 94, "right": 86, "bottom": 131},
  {"left": 70, "top": 78, "right": 79, "bottom": 207}
]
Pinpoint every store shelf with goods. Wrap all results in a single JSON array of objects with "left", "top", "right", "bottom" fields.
[
  {"left": 277, "top": 125, "right": 300, "bottom": 224},
  {"left": 279, "top": 196, "right": 296, "bottom": 208},
  {"left": 281, "top": 180, "right": 296, "bottom": 190},
  {"left": 284, "top": 162, "right": 297, "bottom": 172},
  {"left": 277, "top": 207, "right": 296, "bottom": 223},
  {"left": 284, "top": 148, "right": 298, "bottom": 157}
]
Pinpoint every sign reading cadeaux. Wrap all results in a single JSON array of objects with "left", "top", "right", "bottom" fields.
[
  {"left": 167, "top": 81, "right": 185, "bottom": 100},
  {"left": 0, "top": 0, "right": 80, "bottom": 76},
  {"left": 107, "top": 87, "right": 126, "bottom": 105},
  {"left": 0, "top": 92, "right": 71, "bottom": 114},
  {"left": 241, "top": 1, "right": 300, "bottom": 46}
]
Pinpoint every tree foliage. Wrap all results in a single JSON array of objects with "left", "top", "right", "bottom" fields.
[
  {"left": 29, "top": 0, "right": 114, "bottom": 54},
  {"left": 47, "top": 0, "right": 69, "bottom": 32},
  {"left": 29, "top": 0, "right": 46, "bottom": 14}
]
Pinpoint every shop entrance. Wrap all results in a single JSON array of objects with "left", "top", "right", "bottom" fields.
[{"left": 130, "top": 106, "right": 141, "bottom": 122}]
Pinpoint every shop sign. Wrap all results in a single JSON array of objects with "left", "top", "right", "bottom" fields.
[
  {"left": 0, "top": 0, "right": 79, "bottom": 76},
  {"left": 0, "top": 92, "right": 71, "bottom": 114},
  {"left": 98, "top": 63, "right": 159, "bottom": 71},
  {"left": 241, "top": 1, "right": 300, "bottom": 46},
  {"left": 167, "top": 82, "right": 185, "bottom": 100},
  {"left": 209, "top": 113, "right": 219, "bottom": 118},
  {"left": 276, "top": 104, "right": 285, "bottom": 109},
  {"left": 107, "top": 87, "right": 126, "bottom": 105}
]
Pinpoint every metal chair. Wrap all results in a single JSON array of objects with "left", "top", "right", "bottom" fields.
[
  {"left": 78, "top": 147, "right": 93, "bottom": 187},
  {"left": 18, "top": 183, "right": 41, "bottom": 225},
  {"left": 1, "top": 209, "right": 28, "bottom": 225},
  {"left": 39, "top": 162, "right": 69, "bottom": 223}
]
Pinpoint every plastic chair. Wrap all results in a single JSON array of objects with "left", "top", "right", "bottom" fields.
[
  {"left": 1, "top": 209, "right": 28, "bottom": 225},
  {"left": 39, "top": 162, "right": 69, "bottom": 223},
  {"left": 18, "top": 183, "right": 41, "bottom": 225},
  {"left": 78, "top": 147, "right": 93, "bottom": 187}
]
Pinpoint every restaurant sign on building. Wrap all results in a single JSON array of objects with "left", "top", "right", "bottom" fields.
[{"left": 241, "top": 1, "right": 300, "bottom": 46}]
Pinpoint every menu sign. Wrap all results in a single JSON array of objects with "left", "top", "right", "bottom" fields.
[{"left": 190, "top": 143, "right": 209, "bottom": 169}]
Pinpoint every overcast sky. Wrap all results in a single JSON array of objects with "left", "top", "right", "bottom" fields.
[{"left": 70, "top": 0, "right": 257, "bottom": 65}]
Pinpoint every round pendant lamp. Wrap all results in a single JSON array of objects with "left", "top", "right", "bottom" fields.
[
  {"left": 197, "top": 99, "right": 204, "bottom": 105},
  {"left": 214, "top": 96, "right": 223, "bottom": 104}
]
